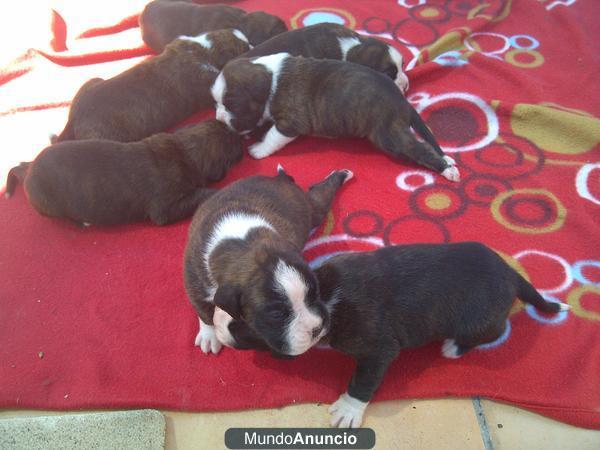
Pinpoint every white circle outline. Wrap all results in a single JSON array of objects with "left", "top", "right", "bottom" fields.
[
  {"left": 572, "top": 260, "right": 600, "bottom": 287},
  {"left": 413, "top": 92, "right": 499, "bottom": 153},
  {"left": 396, "top": 170, "right": 435, "bottom": 192},
  {"left": 513, "top": 249, "right": 573, "bottom": 294},
  {"left": 465, "top": 32, "right": 511, "bottom": 59},
  {"left": 576, "top": 163, "right": 600, "bottom": 206}
]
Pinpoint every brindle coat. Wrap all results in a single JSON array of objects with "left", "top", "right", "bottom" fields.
[
  {"left": 140, "top": 0, "right": 287, "bottom": 53},
  {"left": 242, "top": 23, "right": 404, "bottom": 84},
  {"left": 7, "top": 120, "right": 242, "bottom": 226},
  {"left": 54, "top": 30, "right": 249, "bottom": 143},
  {"left": 184, "top": 169, "right": 351, "bottom": 343}
]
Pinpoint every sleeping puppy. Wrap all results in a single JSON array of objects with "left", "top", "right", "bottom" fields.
[
  {"left": 212, "top": 53, "right": 459, "bottom": 181},
  {"left": 6, "top": 120, "right": 242, "bottom": 226},
  {"left": 183, "top": 166, "right": 353, "bottom": 356},
  {"left": 140, "top": 0, "right": 287, "bottom": 53},
  {"left": 216, "top": 242, "right": 570, "bottom": 428},
  {"left": 242, "top": 23, "right": 409, "bottom": 92},
  {"left": 52, "top": 29, "right": 250, "bottom": 143}
]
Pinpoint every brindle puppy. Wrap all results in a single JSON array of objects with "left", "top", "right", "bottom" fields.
[
  {"left": 53, "top": 29, "right": 250, "bottom": 143},
  {"left": 213, "top": 53, "right": 459, "bottom": 181},
  {"left": 215, "top": 242, "right": 570, "bottom": 428},
  {"left": 184, "top": 166, "right": 353, "bottom": 356},
  {"left": 140, "top": 0, "right": 287, "bottom": 53},
  {"left": 6, "top": 120, "right": 242, "bottom": 226},
  {"left": 242, "top": 23, "right": 409, "bottom": 91}
]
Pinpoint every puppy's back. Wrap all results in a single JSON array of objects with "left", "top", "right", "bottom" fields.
[{"left": 140, "top": 1, "right": 245, "bottom": 52}]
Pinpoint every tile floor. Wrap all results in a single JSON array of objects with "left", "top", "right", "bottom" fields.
[{"left": 3, "top": 398, "right": 599, "bottom": 450}]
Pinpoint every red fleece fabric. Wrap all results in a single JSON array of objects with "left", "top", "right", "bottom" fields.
[{"left": 1, "top": 0, "right": 599, "bottom": 429}]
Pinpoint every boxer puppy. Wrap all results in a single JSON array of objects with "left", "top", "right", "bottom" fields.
[
  {"left": 184, "top": 166, "right": 353, "bottom": 356},
  {"left": 212, "top": 53, "right": 459, "bottom": 181},
  {"left": 140, "top": 0, "right": 287, "bottom": 53},
  {"left": 53, "top": 29, "right": 250, "bottom": 143},
  {"left": 242, "top": 23, "right": 409, "bottom": 91},
  {"left": 217, "top": 242, "right": 570, "bottom": 428},
  {"left": 6, "top": 120, "right": 242, "bottom": 226}
]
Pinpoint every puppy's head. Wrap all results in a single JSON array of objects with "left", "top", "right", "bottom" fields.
[
  {"left": 212, "top": 249, "right": 329, "bottom": 356},
  {"left": 175, "top": 28, "right": 251, "bottom": 69},
  {"left": 347, "top": 38, "right": 409, "bottom": 91},
  {"left": 211, "top": 57, "right": 274, "bottom": 134},
  {"left": 239, "top": 11, "right": 288, "bottom": 46}
]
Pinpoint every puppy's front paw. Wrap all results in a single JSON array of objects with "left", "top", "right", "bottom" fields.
[
  {"left": 396, "top": 73, "right": 409, "bottom": 93},
  {"left": 441, "top": 339, "right": 461, "bottom": 359},
  {"left": 328, "top": 392, "right": 368, "bottom": 428},
  {"left": 441, "top": 165, "right": 460, "bottom": 182},
  {"left": 195, "top": 324, "right": 223, "bottom": 354},
  {"left": 248, "top": 142, "right": 272, "bottom": 159}
]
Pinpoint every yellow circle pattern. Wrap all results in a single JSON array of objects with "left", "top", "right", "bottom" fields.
[
  {"left": 490, "top": 189, "right": 566, "bottom": 234},
  {"left": 567, "top": 285, "right": 600, "bottom": 322}
]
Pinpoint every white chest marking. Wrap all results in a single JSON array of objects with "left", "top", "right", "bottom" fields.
[
  {"left": 251, "top": 52, "right": 289, "bottom": 122},
  {"left": 338, "top": 37, "right": 362, "bottom": 61}
]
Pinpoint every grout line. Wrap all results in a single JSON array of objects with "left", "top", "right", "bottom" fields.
[{"left": 472, "top": 397, "right": 494, "bottom": 450}]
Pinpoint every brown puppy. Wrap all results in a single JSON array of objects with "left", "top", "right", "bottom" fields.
[
  {"left": 53, "top": 29, "right": 250, "bottom": 143},
  {"left": 242, "top": 23, "right": 409, "bottom": 91},
  {"left": 212, "top": 53, "right": 459, "bottom": 181},
  {"left": 6, "top": 120, "right": 242, "bottom": 226},
  {"left": 140, "top": 0, "right": 287, "bottom": 53},
  {"left": 184, "top": 166, "right": 353, "bottom": 356},
  {"left": 217, "top": 242, "right": 570, "bottom": 428}
]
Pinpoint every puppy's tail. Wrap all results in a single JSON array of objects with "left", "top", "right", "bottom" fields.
[
  {"left": 5, "top": 162, "right": 30, "bottom": 198},
  {"left": 408, "top": 103, "right": 444, "bottom": 157},
  {"left": 516, "top": 273, "right": 569, "bottom": 314}
]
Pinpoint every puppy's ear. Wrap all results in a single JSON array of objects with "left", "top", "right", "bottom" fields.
[{"left": 213, "top": 284, "right": 244, "bottom": 320}]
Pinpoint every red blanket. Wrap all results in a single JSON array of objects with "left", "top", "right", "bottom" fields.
[{"left": 1, "top": 0, "right": 599, "bottom": 429}]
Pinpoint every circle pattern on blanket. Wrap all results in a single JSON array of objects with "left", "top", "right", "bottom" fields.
[
  {"left": 491, "top": 189, "right": 566, "bottom": 234},
  {"left": 573, "top": 260, "right": 600, "bottom": 287},
  {"left": 410, "top": 185, "right": 467, "bottom": 220},
  {"left": 461, "top": 174, "right": 512, "bottom": 206},
  {"left": 513, "top": 249, "right": 573, "bottom": 294},
  {"left": 290, "top": 8, "right": 357, "bottom": 29},
  {"left": 396, "top": 170, "right": 435, "bottom": 192},
  {"left": 383, "top": 215, "right": 450, "bottom": 245},
  {"left": 412, "top": 92, "right": 499, "bottom": 152},
  {"left": 567, "top": 285, "right": 600, "bottom": 322},
  {"left": 454, "top": 134, "right": 545, "bottom": 180},
  {"left": 343, "top": 210, "right": 384, "bottom": 238}
]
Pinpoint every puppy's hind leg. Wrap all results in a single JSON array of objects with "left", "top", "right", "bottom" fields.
[
  {"left": 307, "top": 169, "right": 354, "bottom": 228},
  {"left": 442, "top": 320, "right": 508, "bottom": 359},
  {"left": 370, "top": 124, "right": 460, "bottom": 182},
  {"left": 149, "top": 188, "right": 217, "bottom": 225}
]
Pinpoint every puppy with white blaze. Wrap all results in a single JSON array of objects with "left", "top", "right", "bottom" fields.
[
  {"left": 241, "top": 23, "right": 409, "bottom": 91},
  {"left": 216, "top": 242, "right": 570, "bottom": 428},
  {"left": 211, "top": 53, "right": 459, "bottom": 181},
  {"left": 183, "top": 166, "right": 353, "bottom": 356}
]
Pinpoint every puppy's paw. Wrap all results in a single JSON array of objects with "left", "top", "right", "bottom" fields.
[
  {"left": 396, "top": 73, "right": 410, "bottom": 93},
  {"left": 195, "top": 324, "right": 223, "bottom": 354},
  {"left": 443, "top": 155, "right": 456, "bottom": 166},
  {"left": 441, "top": 339, "right": 461, "bottom": 359},
  {"left": 441, "top": 165, "right": 460, "bottom": 182},
  {"left": 327, "top": 169, "right": 354, "bottom": 184},
  {"left": 248, "top": 142, "right": 273, "bottom": 159},
  {"left": 328, "top": 392, "right": 368, "bottom": 428}
]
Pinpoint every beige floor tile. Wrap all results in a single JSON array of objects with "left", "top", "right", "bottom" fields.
[
  {"left": 481, "top": 400, "right": 600, "bottom": 450},
  {"left": 163, "top": 398, "right": 483, "bottom": 450}
]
